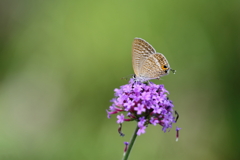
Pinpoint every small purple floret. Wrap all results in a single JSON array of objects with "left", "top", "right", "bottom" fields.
[
  {"left": 134, "top": 103, "right": 146, "bottom": 115},
  {"left": 138, "top": 117, "right": 146, "bottom": 127},
  {"left": 117, "top": 114, "right": 125, "bottom": 124},
  {"left": 137, "top": 125, "right": 146, "bottom": 135},
  {"left": 150, "top": 117, "right": 159, "bottom": 126}
]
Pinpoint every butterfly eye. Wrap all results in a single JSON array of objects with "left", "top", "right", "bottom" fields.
[{"left": 163, "top": 65, "right": 168, "bottom": 68}]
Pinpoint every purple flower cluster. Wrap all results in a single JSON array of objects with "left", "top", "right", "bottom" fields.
[{"left": 107, "top": 79, "right": 178, "bottom": 136}]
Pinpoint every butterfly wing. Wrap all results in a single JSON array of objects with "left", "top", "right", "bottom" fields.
[
  {"left": 132, "top": 38, "right": 156, "bottom": 77},
  {"left": 140, "top": 53, "right": 170, "bottom": 80}
]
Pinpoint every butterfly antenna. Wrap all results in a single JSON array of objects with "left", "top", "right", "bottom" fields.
[{"left": 170, "top": 68, "right": 176, "bottom": 74}]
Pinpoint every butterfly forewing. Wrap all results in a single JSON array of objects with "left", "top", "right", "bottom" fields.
[{"left": 132, "top": 38, "right": 156, "bottom": 77}]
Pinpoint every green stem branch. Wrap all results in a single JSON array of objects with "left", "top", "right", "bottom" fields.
[{"left": 122, "top": 125, "right": 139, "bottom": 160}]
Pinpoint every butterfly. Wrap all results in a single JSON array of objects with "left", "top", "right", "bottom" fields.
[{"left": 132, "top": 38, "right": 175, "bottom": 82}]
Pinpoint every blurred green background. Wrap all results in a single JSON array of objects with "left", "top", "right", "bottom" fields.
[{"left": 0, "top": 0, "right": 239, "bottom": 159}]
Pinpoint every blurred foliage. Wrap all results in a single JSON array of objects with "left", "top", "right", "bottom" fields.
[{"left": 0, "top": 0, "right": 239, "bottom": 160}]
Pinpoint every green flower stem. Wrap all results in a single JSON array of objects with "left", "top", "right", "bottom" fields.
[{"left": 122, "top": 125, "right": 139, "bottom": 160}]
